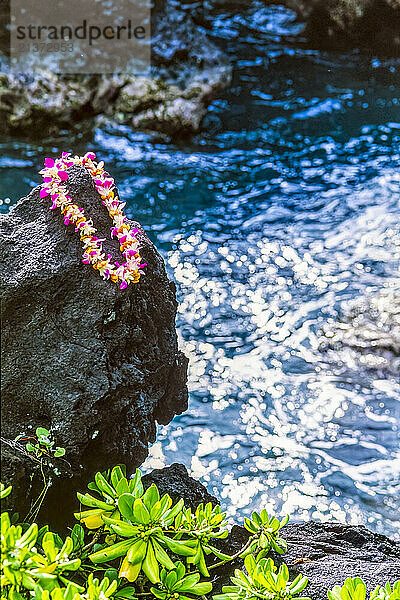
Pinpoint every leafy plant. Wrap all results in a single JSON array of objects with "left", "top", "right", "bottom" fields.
[
  {"left": 8, "top": 426, "right": 68, "bottom": 523},
  {"left": 74, "top": 465, "right": 138, "bottom": 529},
  {"left": 32, "top": 573, "right": 120, "bottom": 600},
  {"left": 151, "top": 561, "right": 212, "bottom": 600},
  {"left": 87, "top": 476, "right": 192, "bottom": 582},
  {"left": 1, "top": 512, "right": 82, "bottom": 598},
  {"left": 328, "top": 578, "right": 400, "bottom": 600},
  {"left": 0, "top": 483, "right": 12, "bottom": 500},
  {"left": 3, "top": 454, "right": 395, "bottom": 600},
  {"left": 15, "top": 428, "right": 65, "bottom": 460},
  {"left": 243, "top": 511, "right": 288, "bottom": 555},
  {"left": 174, "top": 503, "right": 230, "bottom": 576},
  {"left": 214, "top": 553, "right": 309, "bottom": 600}
]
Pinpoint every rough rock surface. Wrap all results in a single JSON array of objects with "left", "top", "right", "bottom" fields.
[
  {"left": 145, "top": 464, "right": 400, "bottom": 597},
  {"left": 143, "top": 463, "right": 219, "bottom": 509},
  {"left": 280, "top": 0, "right": 400, "bottom": 55},
  {"left": 0, "top": 164, "right": 188, "bottom": 520},
  {"left": 319, "top": 289, "right": 400, "bottom": 373},
  {"left": 0, "top": 0, "right": 231, "bottom": 137},
  {"left": 274, "top": 522, "right": 400, "bottom": 595}
]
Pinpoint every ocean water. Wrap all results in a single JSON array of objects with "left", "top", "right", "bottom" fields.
[{"left": 1, "top": 5, "right": 399, "bottom": 538}]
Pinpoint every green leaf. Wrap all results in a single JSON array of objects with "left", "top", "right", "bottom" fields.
[
  {"left": 190, "top": 582, "right": 213, "bottom": 596},
  {"left": 116, "top": 478, "right": 130, "bottom": 497},
  {"left": 54, "top": 447, "right": 66, "bottom": 457},
  {"left": 104, "top": 568, "right": 119, "bottom": 583},
  {"left": 280, "top": 514, "right": 289, "bottom": 527},
  {"left": 150, "top": 588, "right": 167, "bottom": 600},
  {"left": 36, "top": 427, "right": 50, "bottom": 437},
  {"left": 115, "top": 586, "right": 137, "bottom": 599},
  {"left": 207, "top": 545, "right": 232, "bottom": 560},
  {"left": 95, "top": 471, "right": 117, "bottom": 498},
  {"left": 152, "top": 538, "right": 176, "bottom": 570},
  {"left": 118, "top": 494, "right": 136, "bottom": 521},
  {"left": 244, "top": 517, "right": 258, "bottom": 533},
  {"left": 0, "top": 482, "right": 12, "bottom": 499},
  {"left": 103, "top": 516, "right": 139, "bottom": 538},
  {"left": 129, "top": 469, "right": 144, "bottom": 497},
  {"left": 163, "top": 536, "right": 196, "bottom": 557},
  {"left": 143, "top": 485, "right": 160, "bottom": 511},
  {"left": 90, "top": 539, "right": 133, "bottom": 563},
  {"left": 127, "top": 539, "right": 148, "bottom": 565},
  {"left": 111, "top": 465, "right": 127, "bottom": 489},
  {"left": 77, "top": 491, "right": 112, "bottom": 511},
  {"left": 142, "top": 541, "right": 160, "bottom": 584},
  {"left": 71, "top": 524, "right": 84, "bottom": 551},
  {"left": 133, "top": 498, "right": 151, "bottom": 524},
  {"left": 164, "top": 498, "right": 184, "bottom": 523}
]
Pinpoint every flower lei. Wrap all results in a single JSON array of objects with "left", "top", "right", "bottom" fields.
[{"left": 39, "top": 152, "right": 146, "bottom": 289}]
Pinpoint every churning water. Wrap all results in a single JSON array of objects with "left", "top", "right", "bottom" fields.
[{"left": 1, "top": 4, "right": 399, "bottom": 538}]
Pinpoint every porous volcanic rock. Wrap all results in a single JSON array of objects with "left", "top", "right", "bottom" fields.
[
  {"left": 143, "top": 464, "right": 400, "bottom": 597},
  {"left": 0, "top": 0, "right": 231, "bottom": 137},
  {"left": 0, "top": 163, "right": 188, "bottom": 521},
  {"left": 143, "top": 463, "right": 219, "bottom": 509},
  {"left": 275, "top": 521, "right": 400, "bottom": 596}
]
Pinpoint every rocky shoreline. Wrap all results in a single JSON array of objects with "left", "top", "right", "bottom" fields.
[
  {"left": 1, "top": 167, "right": 399, "bottom": 596},
  {"left": 0, "top": 0, "right": 231, "bottom": 138},
  {"left": 2, "top": 0, "right": 400, "bottom": 140},
  {"left": 0, "top": 164, "right": 188, "bottom": 519},
  {"left": 143, "top": 464, "right": 400, "bottom": 597}
]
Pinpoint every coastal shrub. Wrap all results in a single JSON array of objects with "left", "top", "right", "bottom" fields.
[
  {"left": 327, "top": 578, "right": 400, "bottom": 600},
  {"left": 213, "top": 553, "right": 309, "bottom": 600},
  {"left": 15, "top": 428, "right": 66, "bottom": 461},
  {"left": 0, "top": 465, "right": 294, "bottom": 600},
  {"left": 1, "top": 459, "right": 399, "bottom": 600}
]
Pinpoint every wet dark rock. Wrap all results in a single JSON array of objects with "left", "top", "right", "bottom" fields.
[
  {"left": 275, "top": 521, "right": 400, "bottom": 594},
  {"left": 319, "top": 289, "right": 400, "bottom": 374},
  {"left": 280, "top": 0, "right": 400, "bottom": 55},
  {"left": 144, "top": 463, "right": 400, "bottom": 597},
  {"left": 143, "top": 463, "right": 219, "bottom": 508},
  {"left": 0, "top": 164, "right": 188, "bottom": 522}
]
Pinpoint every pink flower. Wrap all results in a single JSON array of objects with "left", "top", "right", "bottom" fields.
[{"left": 39, "top": 151, "right": 145, "bottom": 288}]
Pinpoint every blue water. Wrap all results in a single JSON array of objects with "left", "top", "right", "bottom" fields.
[{"left": 1, "top": 5, "right": 399, "bottom": 538}]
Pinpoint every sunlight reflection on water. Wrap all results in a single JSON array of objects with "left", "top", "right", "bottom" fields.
[{"left": 1, "top": 3, "right": 399, "bottom": 538}]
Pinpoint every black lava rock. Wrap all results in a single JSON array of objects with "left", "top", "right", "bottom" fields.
[
  {"left": 143, "top": 463, "right": 219, "bottom": 508},
  {"left": 0, "top": 164, "right": 188, "bottom": 524},
  {"left": 144, "top": 464, "right": 400, "bottom": 597}
]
